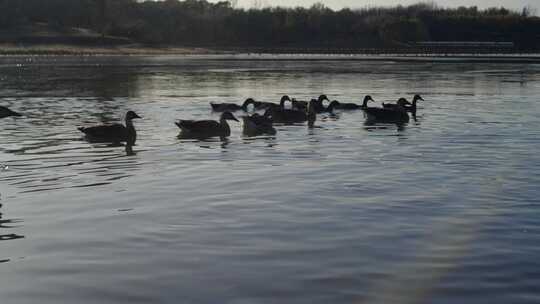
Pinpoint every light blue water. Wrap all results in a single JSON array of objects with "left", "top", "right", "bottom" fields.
[{"left": 1, "top": 56, "right": 540, "bottom": 303}]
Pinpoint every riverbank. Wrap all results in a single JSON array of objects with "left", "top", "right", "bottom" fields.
[
  {"left": 0, "top": 44, "right": 229, "bottom": 56},
  {"left": 1, "top": 44, "right": 540, "bottom": 64}
]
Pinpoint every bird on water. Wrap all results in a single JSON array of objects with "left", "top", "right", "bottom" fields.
[
  {"left": 363, "top": 98, "right": 411, "bottom": 124},
  {"left": 242, "top": 113, "right": 276, "bottom": 136},
  {"left": 0, "top": 106, "right": 22, "bottom": 119},
  {"left": 176, "top": 111, "right": 239, "bottom": 139},
  {"left": 78, "top": 111, "right": 142, "bottom": 145},
  {"left": 263, "top": 98, "right": 309, "bottom": 124}
]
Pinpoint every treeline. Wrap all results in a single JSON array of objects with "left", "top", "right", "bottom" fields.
[{"left": 1, "top": 0, "right": 539, "bottom": 50}]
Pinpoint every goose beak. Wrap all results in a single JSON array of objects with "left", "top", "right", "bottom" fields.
[{"left": 134, "top": 114, "right": 142, "bottom": 119}]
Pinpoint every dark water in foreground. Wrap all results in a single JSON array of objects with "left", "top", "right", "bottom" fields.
[{"left": 1, "top": 56, "right": 540, "bottom": 303}]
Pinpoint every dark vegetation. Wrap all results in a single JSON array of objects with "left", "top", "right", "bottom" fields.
[{"left": 1, "top": 0, "right": 539, "bottom": 51}]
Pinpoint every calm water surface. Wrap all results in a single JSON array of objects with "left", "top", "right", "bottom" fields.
[{"left": 1, "top": 56, "right": 540, "bottom": 303}]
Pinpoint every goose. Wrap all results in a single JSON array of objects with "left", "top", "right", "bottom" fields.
[
  {"left": 78, "top": 111, "right": 141, "bottom": 144},
  {"left": 242, "top": 113, "right": 276, "bottom": 136},
  {"left": 406, "top": 94, "right": 424, "bottom": 117},
  {"left": 383, "top": 95, "right": 424, "bottom": 116},
  {"left": 210, "top": 98, "right": 254, "bottom": 112},
  {"left": 313, "top": 94, "right": 330, "bottom": 113},
  {"left": 326, "top": 95, "right": 374, "bottom": 112},
  {"left": 263, "top": 99, "right": 308, "bottom": 124},
  {"left": 251, "top": 95, "right": 291, "bottom": 110},
  {"left": 176, "top": 111, "right": 238, "bottom": 138},
  {"left": 363, "top": 99, "right": 411, "bottom": 124},
  {"left": 294, "top": 95, "right": 329, "bottom": 113},
  {"left": 0, "top": 106, "right": 22, "bottom": 119}
]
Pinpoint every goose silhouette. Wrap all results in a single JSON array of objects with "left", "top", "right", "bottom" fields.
[
  {"left": 363, "top": 99, "right": 411, "bottom": 124},
  {"left": 176, "top": 111, "right": 239, "bottom": 138},
  {"left": 78, "top": 111, "right": 141, "bottom": 145},
  {"left": 0, "top": 106, "right": 22, "bottom": 119}
]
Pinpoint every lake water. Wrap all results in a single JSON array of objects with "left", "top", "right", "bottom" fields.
[{"left": 1, "top": 55, "right": 540, "bottom": 303}]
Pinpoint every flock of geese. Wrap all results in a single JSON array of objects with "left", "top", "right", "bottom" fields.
[{"left": 0, "top": 94, "right": 423, "bottom": 147}]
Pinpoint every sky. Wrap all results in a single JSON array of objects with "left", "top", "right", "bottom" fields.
[{"left": 217, "top": 0, "right": 536, "bottom": 11}]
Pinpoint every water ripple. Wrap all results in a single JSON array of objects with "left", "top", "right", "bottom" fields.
[{"left": 0, "top": 58, "right": 539, "bottom": 304}]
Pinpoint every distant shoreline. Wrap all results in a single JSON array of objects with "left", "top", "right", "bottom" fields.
[
  {"left": 0, "top": 44, "right": 227, "bottom": 56},
  {"left": 1, "top": 44, "right": 539, "bottom": 63}
]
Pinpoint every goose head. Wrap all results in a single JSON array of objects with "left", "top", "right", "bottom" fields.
[
  {"left": 362, "top": 95, "right": 374, "bottom": 107},
  {"left": 318, "top": 94, "right": 329, "bottom": 102},
  {"left": 221, "top": 111, "right": 239, "bottom": 122},
  {"left": 126, "top": 111, "right": 142, "bottom": 121},
  {"left": 279, "top": 95, "right": 291, "bottom": 107},
  {"left": 364, "top": 95, "right": 374, "bottom": 103},
  {"left": 243, "top": 98, "right": 255, "bottom": 107},
  {"left": 413, "top": 94, "right": 424, "bottom": 103}
]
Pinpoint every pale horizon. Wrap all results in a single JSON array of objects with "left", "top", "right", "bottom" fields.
[{"left": 211, "top": 0, "right": 537, "bottom": 12}]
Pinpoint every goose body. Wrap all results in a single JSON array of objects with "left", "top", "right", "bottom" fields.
[
  {"left": 312, "top": 95, "right": 329, "bottom": 113},
  {"left": 263, "top": 97, "right": 309, "bottom": 124},
  {"left": 328, "top": 101, "right": 362, "bottom": 110},
  {"left": 383, "top": 95, "right": 424, "bottom": 116},
  {"left": 291, "top": 99, "right": 308, "bottom": 111},
  {"left": 78, "top": 111, "right": 141, "bottom": 144},
  {"left": 295, "top": 95, "right": 328, "bottom": 113},
  {"left": 264, "top": 108, "right": 307, "bottom": 124},
  {"left": 210, "top": 98, "right": 254, "bottom": 112},
  {"left": 364, "top": 99, "right": 410, "bottom": 124},
  {"left": 251, "top": 95, "right": 291, "bottom": 110},
  {"left": 326, "top": 95, "right": 374, "bottom": 112},
  {"left": 176, "top": 111, "right": 238, "bottom": 138},
  {"left": 0, "top": 106, "right": 22, "bottom": 119},
  {"left": 242, "top": 113, "right": 276, "bottom": 136}
]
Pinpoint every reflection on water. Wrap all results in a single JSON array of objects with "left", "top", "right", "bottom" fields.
[
  {"left": 1, "top": 56, "right": 540, "bottom": 304},
  {"left": 0, "top": 202, "right": 25, "bottom": 265}
]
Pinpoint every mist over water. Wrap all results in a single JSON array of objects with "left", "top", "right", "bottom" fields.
[{"left": 1, "top": 56, "right": 540, "bottom": 303}]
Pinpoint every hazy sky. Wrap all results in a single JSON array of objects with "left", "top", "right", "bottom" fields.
[{"left": 219, "top": 0, "right": 536, "bottom": 11}]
